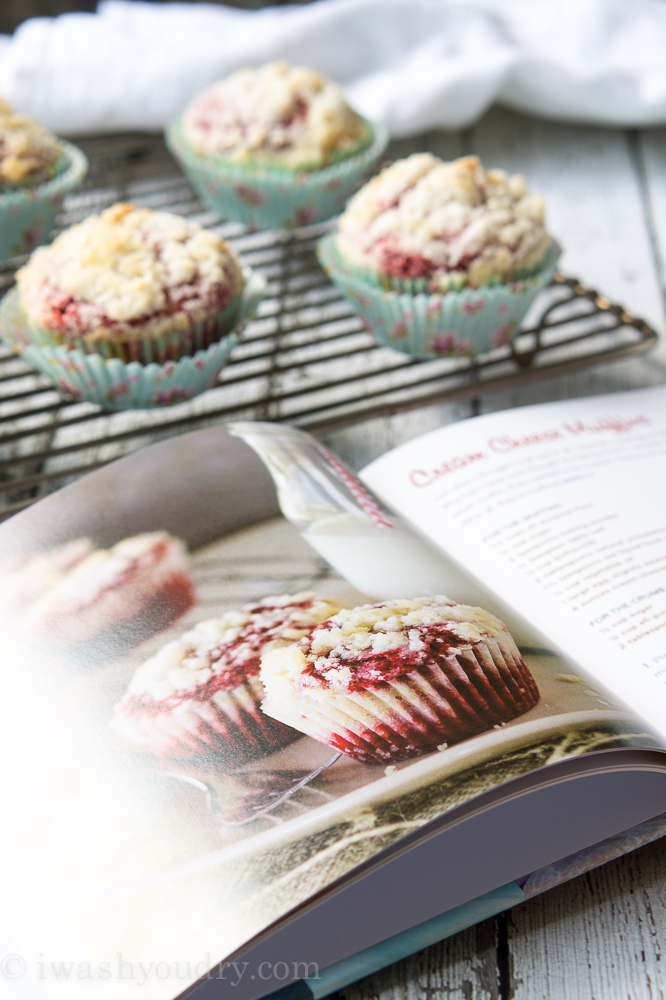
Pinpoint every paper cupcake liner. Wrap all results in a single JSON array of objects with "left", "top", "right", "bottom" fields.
[
  {"left": 317, "top": 235, "right": 562, "bottom": 359},
  {"left": 0, "top": 140, "right": 88, "bottom": 262},
  {"left": 116, "top": 673, "right": 298, "bottom": 761},
  {"left": 270, "top": 637, "right": 539, "bottom": 765},
  {"left": 15, "top": 285, "right": 247, "bottom": 363},
  {"left": 165, "top": 119, "right": 389, "bottom": 230},
  {"left": 0, "top": 270, "right": 266, "bottom": 411}
]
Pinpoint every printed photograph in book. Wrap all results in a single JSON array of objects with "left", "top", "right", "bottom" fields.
[{"left": 0, "top": 421, "right": 659, "bottom": 1000}]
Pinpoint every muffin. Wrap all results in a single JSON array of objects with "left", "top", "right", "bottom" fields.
[
  {"left": 182, "top": 62, "right": 372, "bottom": 169},
  {"left": 2, "top": 201, "right": 266, "bottom": 408},
  {"left": 261, "top": 597, "right": 540, "bottom": 764},
  {"left": 166, "top": 62, "right": 388, "bottom": 230},
  {"left": 318, "top": 153, "right": 561, "bottom": 358},
  {"left": 5, "top": 532, "right": 196, "bottom": 657},
  {"left": 0, "top": 98, "right": 87, "bottom": 261},
  {"left": 113, "top": 593, "right": 343, "bottom": 761},
  {"left": 15, "top": 202, "right": 245, "bottom": 362},
  {"left": 0, "top": 97, "right": 63, "bottom": 188}
]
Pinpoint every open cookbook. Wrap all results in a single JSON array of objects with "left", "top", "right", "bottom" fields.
[{"left": 2, "top": 384, "right": 666, "bottom": 1000}]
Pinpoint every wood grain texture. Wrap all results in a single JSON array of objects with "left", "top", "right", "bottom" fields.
[
  {"left": 507, "top": 838, "right": 666, "bottom": 1000},
  {"left": 636, "top": 128, "right": 666, "bottom": 337},
  {"left": 329, "top": 113, "right": 666, "bottom": 1000},
  {"left": 340, "top": 917, "right": 502, "bottom": 1000},
  {"left": 470, "top": 108, "right": 666, "bottom": 414},
  {"left": 336, "top": 839, "right": 666, "bottom": 1000},
  {"left": 2, "top": 109, "right": 664, "bottom": 997},
  {"left": 472, "top": 108, "right": 666, "bottom": 349}
]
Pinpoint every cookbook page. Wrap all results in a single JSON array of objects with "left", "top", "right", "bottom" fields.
[
  {"left": 0, "top": 426, "right": 655, "bottom": 1000},
  {"left": 361, "top": 385, "right": 666, "bottom": 738}
]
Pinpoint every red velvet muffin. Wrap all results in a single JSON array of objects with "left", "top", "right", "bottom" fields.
[
  {"left": 15, "top": 202, "right": 244, "bottom": 362},
  {"left": 261, "top": 597, "right": 539, "bottom": 764},
  {"left": 7, "top": 532, "right": 195, "bottom": 652},
  {"left": 0, "top": 97, "right": 62, "bottom": 188},
  {"left": 182, "top": 61, "right": 372, "bottom": 170},
  {"left": 336, "top": 153, "right": 553, "bottom": 291},
  {"left": 113, "top": 592, "right": 342, "bottom": 761}
]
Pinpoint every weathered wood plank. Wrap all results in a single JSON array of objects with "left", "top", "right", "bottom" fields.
[
  {"left": 339, "top": 837, "right": 666, "bottom": 1000},
  {"left": 341, "top": 917, "right": 501, "bottom": 1000},
  {"left": 507, "top": 837, "right": 666, "bottom": 1000},
  {"left": 472, "top": 107, "right": 666, "bottom": 355},
  {"left": 636, "top": 127, "right": 666, "bottom": 344},
  {"left": 333, "top": 113, "right": 666, "bottom": 1000},
  {"left": 466, "top": 108, "right": 666, "bottom": 412},
  {"left": 318, "top": 399, "right": 474, "bottom": 473}
]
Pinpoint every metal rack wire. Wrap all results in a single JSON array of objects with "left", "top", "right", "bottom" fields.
[{"left": 0, "top": 132, "right": 657, "bottom": 521}]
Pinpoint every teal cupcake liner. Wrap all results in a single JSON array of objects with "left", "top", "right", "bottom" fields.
[
  {"left": 0, "top": 140, "right": 88, "bottom": 262},
  {"left": 0, "top": 270, "right": 266, "bottom": 411},
  {"left": 165, "top": 119, "right": 389, "bottom": 230},
  {"left": 19, "top": 286, "right": 247, "bottom": 364},
  {"left": 317, "top": 235, "right": 562, "bottom": 359}
]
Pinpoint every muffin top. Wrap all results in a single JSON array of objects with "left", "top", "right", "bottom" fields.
[
  {"left": 16, "top": 203, "right": 244, "bottom": 342},
  {"left": 336, "top": 154, "right": 553, "bottom": 291},
  {"left": 261, "top": 597, "right": 511, "bottom": 694},
  {"left": 182, "top": 61, "right": 370, "bottom": 169},
  {"left": 0, "top": 98, "right": 62, "bottom": 187},
  {"left": 118, "top": 592, "right": 343, "bottom": 710}
]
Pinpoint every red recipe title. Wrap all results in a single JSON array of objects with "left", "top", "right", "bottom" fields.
[{"left": 408, "top": 413, "right": 651, "bottom": 488}]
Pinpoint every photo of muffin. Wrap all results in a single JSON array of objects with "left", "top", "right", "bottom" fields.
[
  {"left": 318, "top": 153, "right": 561, "bottom": 357},
  {"left": 113, "top": 592, "right": 343, "bottom": 761},
  {"left": 0, "top": 97, "right": 87, "bottom": 260},
  {"left": 0, "top": 202, "right": 266, "bottom": 408},
  {"left": 10, "top": 531, "right": 196, "bottom": 653},
  {"left": 261, "top": 597, "right": 540, "bottom": 764},
  {"left": 166, "top": 61, "right": 388, "bottom": 229}
]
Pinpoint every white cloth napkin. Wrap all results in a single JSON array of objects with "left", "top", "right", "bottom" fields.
[{"left": 1, "top": 0, "right": 666, "bottom": 136}]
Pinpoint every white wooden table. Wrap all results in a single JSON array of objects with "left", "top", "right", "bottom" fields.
[
  {"left": 3, "top": 103, "right": 665, "bottom": 1000},
  {"left": 315, "top": 105, "right": 666, "bottom": 1000}
]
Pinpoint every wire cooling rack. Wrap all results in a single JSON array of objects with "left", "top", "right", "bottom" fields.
[{"left": 0, "top": 132, "right": 657, "bottom": 521}]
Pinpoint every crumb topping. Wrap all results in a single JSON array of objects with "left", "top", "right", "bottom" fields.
[
  {"left": 16, "top": 203, "right": 244, "bottom": 342},
  {"left": 0, "top": 97, "right": 61, "bottom": 186},
  {"left": 262, "top": 597, "right": 511, "bottom": 693},
  {"left": 337, "top": 154, "right": 552, "bottom": 290},
  {"left": 121, "top": 592, "right": 342, "bottom": 710},
  {"left": 183, "top": 61, "right": 370, "bottom": 169}
]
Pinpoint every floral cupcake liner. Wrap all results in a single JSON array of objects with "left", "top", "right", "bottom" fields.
[
  {"left": 0, "top": 140, "right": 88, "bottom": 262},
  {"left": 267, "top": 635, "right": 539, "bottom": 765},
  {"left": 165, "top": 119, "right": 389, "bottom": 231},
  {"left": 317, "top": 235, "right": 562, "bottom": 359},
  {"left": 0, "top": 270, "right": 266, "bottom": 411},
  {"left": 115, "top": 673, "right": 298, "bottom": 762}
]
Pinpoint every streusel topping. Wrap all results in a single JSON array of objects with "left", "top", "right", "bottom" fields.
[
  {"left": 183, "top": 62, "right": 370, "bottom": 169},
  {"left": 261, "top": 597, "right": 511, "bottom": 693},
  {"left": 121, "top": 593, "right": 342, "bottom": 707},
  {"left": 337, "top": 154, "right": 553, "bottom": 290},
  {"left": 16, "top": 203, "right": 244, "bottom": 342},
  {"left": 0, "top": 98, "right": 62, "bottom": 186}
]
